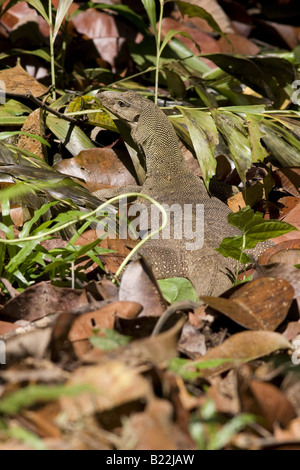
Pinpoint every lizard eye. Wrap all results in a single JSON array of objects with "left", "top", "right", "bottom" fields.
[{"left": 118, "top": 101, "right": 126, "bottom": 107}]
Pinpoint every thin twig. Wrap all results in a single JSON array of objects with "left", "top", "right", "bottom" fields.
[{"left": 24, "top": 91, "right": 79, "bottom": 124}]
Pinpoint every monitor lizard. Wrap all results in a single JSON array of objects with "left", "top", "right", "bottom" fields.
[{"left": 94, "top": 91, "right": 265, "bottom": 297}]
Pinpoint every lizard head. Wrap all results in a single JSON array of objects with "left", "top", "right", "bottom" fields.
[{"left": 97, "top": 91, "right": 152, "bottom": 127}]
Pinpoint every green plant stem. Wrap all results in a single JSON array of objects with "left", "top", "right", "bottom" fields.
[
  {"left": 0, "top": 193, "right": 168, "bottom": 279},
  {"left": 155, "top": 0, "right": 165, "bottom": 105},
  {"left": 236, "top": 233, "right": 246, "bottom": 282},
  {"left": 48, "top": 0, "right": 56, "bottom": 100}
]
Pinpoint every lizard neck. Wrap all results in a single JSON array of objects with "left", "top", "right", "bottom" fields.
[{"left": 131, "top": 106, "right": 189, "bottom": 178}]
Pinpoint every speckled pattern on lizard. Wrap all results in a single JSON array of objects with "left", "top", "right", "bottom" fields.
[{"left": 94, "top": 91, "right": 269, "bottom": 296}]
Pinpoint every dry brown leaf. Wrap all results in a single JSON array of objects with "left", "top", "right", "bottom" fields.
[
  {"left": 0, "top": 320, "right": 18, "bottom": 336},
  {"left": 69, "top": 301, "right": 142, "bottom": 342},
  {"left": 208, "top": 371, "right": 240, "bottom": 415},
  {"left": 201, "top": 277, "right": 294, "bottom": 331},
  {"left": 275, "top": 167, "right": 300, "bottom": 198},
  {"left": 69, "top": 8, "right": 138, "bottom": 71},
  {"left": 59, "top": 361, "right": 152, "bottom": 422},
  {"left": 54, "top": 148, "right": 136, "bottom": 192},
  {"left": 254, "top": 262, "right": 300, "bottom": 313},
  {"left": 83, "top": 317, "right": 185, "bottom": 368},
  {"left": 99, "top": 234, "right": 132, "bottom": 275},
  {"left": 21, "top": 407, "right": 62, "bottom": 439},
  {"left": 277, "top": 196, "right": 300, "bottom": 219},
  {"left": 184, "top": 0, "right": 234, "bottom": 33},
  {"left": 178, "top": 322, "right": 206, "bottom": 358},
  {"left": 85, "top": 279, "right": 118, "bottom": 301},
  {"left": 161, "top": 17, "right": 221, "bottom": 54},
  {"left": 119, "top": 398, "right": 194, "bottom": 450},
  {"left": 119, "top": 259, "right": 167, "bottom": 317},
  {"left": 240, "top": 380, "right": 296, "bottom": 431},
  {"left": 272, "top": 203, "right": 300, "bottom": 244},
  {"left": 0, "top": 282, "right": 87, "bottom": 322},
  {"left": 17, "top": 108, "right": 47, "bottom": 160},
  {"left": 193, "top": 330, "right": 291, "bottom": 377},
  {"left": 227, "top": 191, "right": 246, "bottom": 212},
  {"left": 282, "top": 322, "right": 300, "bottom": 341},
  {"left": 258, "top": 242, "right": 300, "bottom": 268},
  {"left": 5, "top": 322, "right": 53, "bottom": 364},
  {"left": 0, "top": 63, "right": 47, "bottom": 97},
  {"left": 256, "top": 19, "right": 299, "bottom": 49},
  {"left": 219, "top": 32, "right": 260, "bottom": 55}
]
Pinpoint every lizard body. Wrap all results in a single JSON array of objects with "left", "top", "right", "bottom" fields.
[{"left": 96, "top": 91, "right": 245, "bottom": 296}]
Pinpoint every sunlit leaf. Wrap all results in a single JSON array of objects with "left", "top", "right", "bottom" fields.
[
  {"left": 246, "top": 113, "right": 268, "bottom": 163},
  {"left": 261, "top": 125, "right": 300, "bottom": 167},
  {"left": 46, "top": 115, "right": 95, "bottom": 156},
  {"left": 141, "top": 0, "right": 157, "bottom": 39},
  {"left": 178, "top": 107, "right": 218, "bottom": 188},
  {"left": 53, "top": 0, "right": 73, "bottom": 41},
  {"left": 27, "top": 0, "right": 49, "bottom": 24},
  {"left": 0, "top": 384, "right": 92, "bottom": 415},
  {"left": 158, "top": 277, "right": 198, "bottom": 303},
  {"left": 90, "top": 328, "right": 131, "bottom": 351},
  {"left": 207, "top": 414, "right": 256, "bottom": 450},
  {"left": 211, "top": 109, "right": 251, "bottom": 184},
  {"left": 0, "top": 131, "right": 50, "bottom": 147},
  {"left": 217, "top": 206, "right": 297, "bottom": 261},
  {"left": 160, "top": 29, "right": 201, "bottom": 56}
]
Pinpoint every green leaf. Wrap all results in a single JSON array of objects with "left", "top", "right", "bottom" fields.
[
  {"left": 46, "top": 115, "right": 94, "bottom": 156},
  {"left": 67, "top": 95, "right": 118, "bottom": 132},
  {"left": 263, "top": 118, "right": 300, "bottom": 151},
  {"left": 0, "top": 99, "right": 32, "bottom": 115},
  {"left": 216, "top": 206, "right": 298, "bottom": 262},
  {"left": 169, "top": 357, "right": 232, "bottom": 381},
  {"left": 216, "top": 236, "right": 252, "bottom": 264},
  {"left": 12, "top": 47, "right": 53, "bottom": 63},
  {"left": 53, "top": 0, "right": 73, "bottom": 41},
  {"left": 219, "top": 105, "right": 267, "bottom": 114},
  {"left": 201, "top": 399, "right": 217, "bottom": 420},
  {"left": 208, "top": 414, "right": 256, "bottom": 450},
  {"left": 204, "top": 54, "right": 296, "bottom": 105},
  {"left": 141, "top": 0, "right": 157, "bottom": 39},
  {"left": 246, "top": 113, "right": 268, "bottom": 163},
  {"left": 90, "top": 329, "right": 131, "bottom": 351},
  {"left": 261, "top": 124, "right": 300, "bottom": 167},
  {"left": 4, "top": 239, "right": 41, "bottom": 275},
  {"left": 27, "top": 0, "right": 49, "bottom": 24},
  {"left": 164, "top": 68, "right": 186, "bottom": 99},
  {"left": 19, "top": 202, "right": 59, "bottom": 238},
  {"left": 0, "top": 115, "right": 26, "bottom": 126},
  {"left": 178, "top": 107, "right": 218, "bottom": 188},
  {"left": 0, "top": 384, "right": 92, "bottom": 415},
  {"left": 167, "top": 38, "right": 211, "bottom": 74},
  {"left": 0, "top": 131, "right": 50, "bottom": 147},
  {"left": 7, "top": 426, "right": 47, "bottom": 451},
  {"left": 211, "top": 109, "right": 251, "bottom": 184},
  {"left": 160, "top": 29, "right": 201, "bottom": 56},
  {"left": 227, "top": 206, "right": 297, "bottom": 241},
  {"left": 158, "top": 277, "right": 198, "bottom": 303}
]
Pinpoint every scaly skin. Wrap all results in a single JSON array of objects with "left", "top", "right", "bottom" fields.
[{"left": 96, "top": 91, "right": 246, "bottom": 296}]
